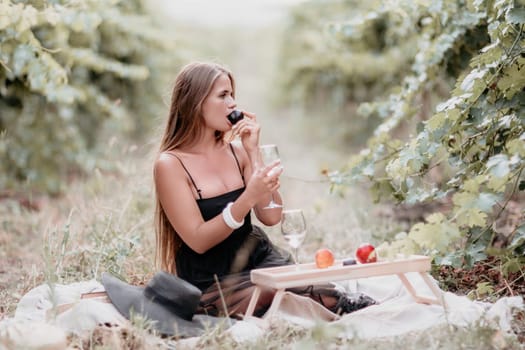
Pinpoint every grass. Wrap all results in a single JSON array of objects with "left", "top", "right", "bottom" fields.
[
  {"left": 64, "top": 314, "right": 524, "bottom": 349},
  {"left": 0, "top": 140, "right": 156, "bottom": 317},
  {"left": 190, "top": 320, "right": 522, "bottom": 350}
]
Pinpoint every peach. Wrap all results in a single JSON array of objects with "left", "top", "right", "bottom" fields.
[{"left": 315, "top": 248, "right": 335, "bottom": 268}]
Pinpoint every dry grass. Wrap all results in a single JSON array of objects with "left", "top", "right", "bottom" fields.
[{"left": 0, "top": 140, "right": 157, "bottom": 318}]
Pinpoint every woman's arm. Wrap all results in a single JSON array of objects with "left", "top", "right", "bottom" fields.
[{"left": 231, "top": 110, "right": 284, "bottom": 226}]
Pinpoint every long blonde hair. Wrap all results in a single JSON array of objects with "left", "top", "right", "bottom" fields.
[{"left": 155, "top": 62, "right": 236, "bottom": 273}]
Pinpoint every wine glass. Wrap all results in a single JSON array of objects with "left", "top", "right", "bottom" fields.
[
  {"left": 259, "top": 144, "right": 283, "bottom": 209},
  {"left": 281, "top": 209, "right": 307, "bottom": 265}
]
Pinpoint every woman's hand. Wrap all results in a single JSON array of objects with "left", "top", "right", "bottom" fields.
[
  {"left": 244, "top": 160, "right": 283, "bottom": 203},
  {"left": 247, "top": 160, "right": 284, "bottom": 225},
  {"left": 232, "top": 110, "right": 260, "bottom": 155}
]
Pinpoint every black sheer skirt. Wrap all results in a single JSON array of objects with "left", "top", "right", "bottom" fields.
[{"left": 190, "top": 226, "right": 376, "bottom": 318}]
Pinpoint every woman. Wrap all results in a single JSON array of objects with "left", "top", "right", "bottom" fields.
[{"left": 154, "top": 62, "right": 376, "bottom": 318}]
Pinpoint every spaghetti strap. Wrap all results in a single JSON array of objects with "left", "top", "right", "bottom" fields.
[
  {"left": 229, "top": 143, "right": 246, "bottom": 186},
  {"left": 166, "top": 152, "right": 203, "bottom": 200}
]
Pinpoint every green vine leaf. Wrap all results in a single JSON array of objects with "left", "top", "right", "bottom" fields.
[
  {"left": 408, "top": 213, "right": 461, "bottom": 252},
  {"left": 506, "top": 7, "right": 525, "bottom": 24},
  {"left": 497, "top": 57, "right": 525, "bottom": 99},
  {"left": 455, "top": 208, "right": 487, "bottom": 228},
  {"left": 486, "top": 154, "right": 511, "bottom": 177}
]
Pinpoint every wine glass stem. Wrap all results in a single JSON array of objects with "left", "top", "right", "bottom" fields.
[
  {"left": 264, "top": 193, "right": 282, "bottom": 209},
  {"left": 294, "top": 247, "right": 299, "bottom": 264}
]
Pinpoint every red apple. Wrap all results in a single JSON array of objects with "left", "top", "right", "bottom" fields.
[
  {"left": 315, "top": 248, "right": 335, "bottom": 268},
  {"left": 355, "top": 243, "right": 377, "bottom": 264}
]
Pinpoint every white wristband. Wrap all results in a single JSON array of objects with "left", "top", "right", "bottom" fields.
[{"left": 222, "top": 202, "right": 244, "bottom": 229}]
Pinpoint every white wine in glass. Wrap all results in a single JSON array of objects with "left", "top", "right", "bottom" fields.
[
  {"left": 281, "top": 209, "right": 306, "bottom": 264},
  {"left": 259, "top": 144, "right": 283, "bottom": 209}
]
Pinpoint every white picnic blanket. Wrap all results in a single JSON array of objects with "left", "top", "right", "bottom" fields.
[
  {"left": 311, "top": 272, "right": 521, "bottom": 338},
  {"left": 1, "top": 273, "right": 522, "bottom": 347}
]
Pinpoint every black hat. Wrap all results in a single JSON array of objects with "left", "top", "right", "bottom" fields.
[{"left": 102, "top": 272, "right": 227, "bottom": 337}]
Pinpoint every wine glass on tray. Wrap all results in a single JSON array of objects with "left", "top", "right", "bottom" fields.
[{"left": 281, "top": 209, "right": 307, "bottom": 265}]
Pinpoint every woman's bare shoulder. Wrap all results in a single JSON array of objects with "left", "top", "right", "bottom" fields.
[
  {"left": 157, "top": 150, "right": 179, "bottom": 161},
  {"left": 154, "top": 151, "right": 185, "bottom": 178}
]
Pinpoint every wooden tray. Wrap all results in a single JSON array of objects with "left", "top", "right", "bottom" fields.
[
  {"left": 245, "top": 255, "right": 444, "bottom": 318},
  {"left": 251, "top": 255, "right": 431, "bottom": 289}
]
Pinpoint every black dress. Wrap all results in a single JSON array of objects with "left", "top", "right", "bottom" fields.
[
  {"left": 172, "top": 144, "right": 293, "bottom": 316},
  {"left": 176, "top": 187, "right": 293, "bottom": 292}
]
